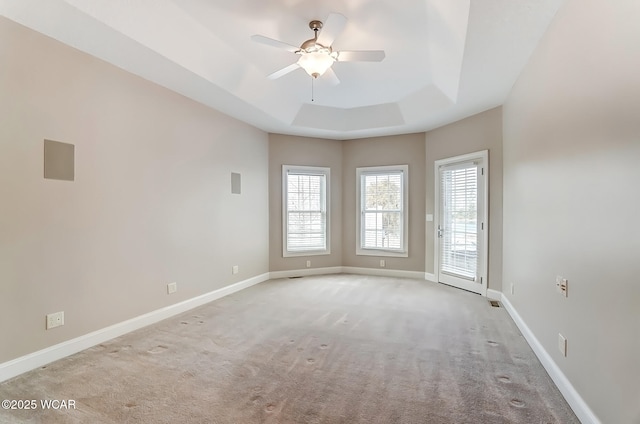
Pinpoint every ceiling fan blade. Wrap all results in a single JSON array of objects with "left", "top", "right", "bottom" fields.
[
  {"left": 251, "top": 35, "right": 299, "bottom": 53},
  {"left": 323, "top": 68, "right": 340, "bottom": 86},
  {"left": 267, "top": 63, "right": 301, "bottom": 80},
  {"left": 337, "top": 50, "right": 386, "bottom": 62},
  {"left": 316, "top": 12, "right": 347, "bottom": 47}
]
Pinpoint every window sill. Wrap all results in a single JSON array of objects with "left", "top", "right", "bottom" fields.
[
  {"left": 356, "top": 248, "right": 408, "bottom": 258},
  {"left": 283, "top": 249, "right": 331, "bottom": 258}
]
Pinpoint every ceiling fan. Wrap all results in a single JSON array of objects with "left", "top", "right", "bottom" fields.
[{"left": 251, "top": 12, "right": 385, "bottom": 85}]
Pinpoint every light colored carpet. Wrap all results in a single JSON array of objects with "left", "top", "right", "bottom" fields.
[{"left": 0, "top": 274, "right": 578, "bottom": 423}]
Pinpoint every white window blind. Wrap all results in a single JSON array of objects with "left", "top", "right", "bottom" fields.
[
  {"left": 283, "top": 166, "right": 329, "bottom": 256},
  {"left": 440, "top": 162, "right": 478, "bottom": 279},
  {"left": 357, "top": 165, "right": 408, "bottom": 256}
]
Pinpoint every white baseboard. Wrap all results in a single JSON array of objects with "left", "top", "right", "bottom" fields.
[
  {"left": 270, "top": 267, "right": 425, "bottom": 281},
  {"left": 486, "top": 289, "right": 502, "bottom": 300},
  {"left": 425, "top": 273, "right": 496, "bottom": 299},
  {"left": 500, "top": 295, "right": 600, "bottom": 424},
  {"left": 0, "top": 273, "right": 270, "bottom": 383},
  {"left": 269, "top": 267, "right": 343, "bottom": 280},
  {"left": 342, "top": 267, "right": 425, "bottom": 280}
]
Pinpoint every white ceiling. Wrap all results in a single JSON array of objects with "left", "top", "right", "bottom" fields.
[{"left": 1, "top": 0, "right": 565, "bottom": 140}]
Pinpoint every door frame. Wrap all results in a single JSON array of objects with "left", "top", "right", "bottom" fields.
[{"left": 433, "top": 150, "right": 489, "bottom": 296}]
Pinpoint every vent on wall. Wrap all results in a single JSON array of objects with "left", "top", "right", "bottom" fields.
[{"left": 489, "top": 300, "right": 500, "bottom": 308}]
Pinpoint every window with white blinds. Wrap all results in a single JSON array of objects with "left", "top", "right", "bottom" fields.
[
  {"left": 356, "top": 165, "right": 408, "bottom": 257},
  {"left": 440, "top": 162, "right": 478, "bottom": 279},
  {"left": 282, "top": 165, "right": 330, "bottom": 257}
]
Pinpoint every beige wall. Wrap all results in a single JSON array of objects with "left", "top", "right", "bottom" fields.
[
  {"left": 342, "top": 134, "right": 426, "bottom": 272},
  {"left": 269, "top": 134, "right": 343, "bottom": 272},
  {"left": 502, "top": 1, "right": 640, "bottom": 423},
  {"left": 0, "top": 17, "right": 269, "bottom": 363},
  {"left": 425, "top": 108, "right": 503, "bottom": 290}
]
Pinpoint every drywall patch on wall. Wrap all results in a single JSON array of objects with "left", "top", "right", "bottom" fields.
[
  {"left": 44, "top": 139, "right": 74, "bottom": 181},
  {"left": 231, "top": 172, "right": 241, "bottom": 194}
]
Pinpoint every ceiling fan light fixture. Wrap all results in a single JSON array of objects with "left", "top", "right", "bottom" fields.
[
  {"left": 297, "top": 50, "right": 336, "bottom": 78},
  {"left": 251, "top": 13, "right": 384, "bottom": 83}
]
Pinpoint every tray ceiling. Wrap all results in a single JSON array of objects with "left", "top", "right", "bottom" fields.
[{"left": 0, "top": 0, "right": 565, "bottom": 139}]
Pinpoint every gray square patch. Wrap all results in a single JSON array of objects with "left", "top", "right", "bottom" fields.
[{"left": 44, "top": 139, "right": 74, "bottom": 181}]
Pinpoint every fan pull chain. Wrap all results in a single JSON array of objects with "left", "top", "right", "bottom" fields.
[{"left": 311, "top": 77, "right": 314, "bottom": 102}]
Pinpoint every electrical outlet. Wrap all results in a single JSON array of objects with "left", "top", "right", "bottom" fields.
[
  {"left": 306, "top": 260, "right": 311, "bottom": 268},
  {"left": 46, "top": 311, "right": 64, "bottom": 330},
  {"left": 510, "top": 283, "right": 515, "bottom": 295},
  {"left": 167, "top": 282, "right": 177, "bottom": 294},
  {"left": 380, "top": 259, "right": 385, "bottom": 268},
  {"left": 558, "top": 333, "right": 567, "bottom": 357},
  {"left": 556, "top": 276, "right": 568, "bottom": 297},
  {"left": 232, "top": 265, "right": 239, "bottom": 275}
]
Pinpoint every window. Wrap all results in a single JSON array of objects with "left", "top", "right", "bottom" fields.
[
  {"left": 283, "top": 165, "right": 330, "bottom": 257},
  {"left": 356, "top": 165, "right": 408, "bottom": 257}
]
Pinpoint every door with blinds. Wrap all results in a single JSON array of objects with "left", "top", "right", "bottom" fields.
[{"left": 435, "top": 151, "right": 488, "bottom": 295}]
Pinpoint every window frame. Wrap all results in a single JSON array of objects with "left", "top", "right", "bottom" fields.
[
  {"left": 282, "top": 165, "right": 331, "bottom": 257},
  {"left": 356, "top": 165, "right": 409, "bottom": 257}
]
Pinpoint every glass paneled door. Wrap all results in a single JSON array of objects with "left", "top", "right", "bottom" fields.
[{"left": 435, "top": 151, "right": 488, "bottom": 295}]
